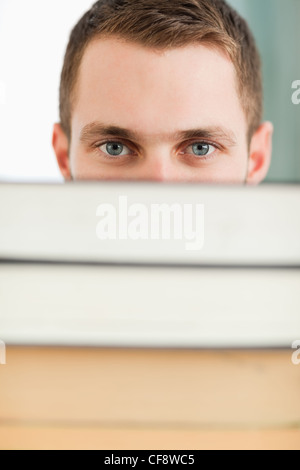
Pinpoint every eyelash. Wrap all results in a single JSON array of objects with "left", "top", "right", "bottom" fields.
[
  {"left": 94, "top": 139, "right": 220, "bottom": 161},
  {"left": 95, "top": 140, "right": 135, "bottom": 160},
  {"left": 182, "top": 142, "right": 218, "bottom": 161}
]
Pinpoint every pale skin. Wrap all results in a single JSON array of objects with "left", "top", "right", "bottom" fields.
[{"left": 53, "top": 38, "right": 273, "bottom": 184}]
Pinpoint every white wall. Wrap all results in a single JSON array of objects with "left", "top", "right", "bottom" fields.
[{"left": 0, "top": 0, "right": 93, "bottom": 182}]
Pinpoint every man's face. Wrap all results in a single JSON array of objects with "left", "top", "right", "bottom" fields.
[{"left": 54, "top": 38, "right": 272, "bottom": 183}]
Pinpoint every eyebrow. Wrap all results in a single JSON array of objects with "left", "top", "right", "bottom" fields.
[{"left": 79, "top": 122, "right": 237, "bottom": 147}]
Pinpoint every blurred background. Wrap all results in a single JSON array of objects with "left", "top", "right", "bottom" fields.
[{"left": 0, "top": 0, "right": 299, "bottom": 183}]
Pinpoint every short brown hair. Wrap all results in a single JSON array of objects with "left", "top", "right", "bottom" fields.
[{"left": 59, "top": 0, "right": 263, "bottom": 143}]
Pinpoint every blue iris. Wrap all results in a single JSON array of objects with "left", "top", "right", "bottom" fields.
[
  {"left": 192, "top": 143, "right": 210, "bottom": 156},
  {"left": 106, "top": 142, "right": 124, "bottom": 156}
]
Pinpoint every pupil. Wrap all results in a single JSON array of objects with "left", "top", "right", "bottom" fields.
[
  {"left": 193, "top": 143, "right": 209, "bottom": 156},
  {"left": 107, "top": 143, "right": 123, "bottom": 156}
]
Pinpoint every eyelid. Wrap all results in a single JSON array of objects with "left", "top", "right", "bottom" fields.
[
  {"left": 93, "top": 138, "right": 222, "bottom": 161},
  {"left": 95, "top": 139, "right": 137, "bottom": 157},
  {"left": 179, "top": 140, "right": 220, "bottom": 155},
  {"left": 183, "top": 139, "right": 220, "bottom": 149}
]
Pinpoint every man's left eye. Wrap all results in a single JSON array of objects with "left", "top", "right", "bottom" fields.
[{"left": 185, "top": 143, "right": 216, "bottom": 157}]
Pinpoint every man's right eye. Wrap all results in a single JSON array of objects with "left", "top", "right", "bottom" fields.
[{"left": 99, "top": 141, "right": 132, "bottom": 157}]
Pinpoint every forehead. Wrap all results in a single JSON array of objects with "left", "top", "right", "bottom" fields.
[{"left": 72, "top": 37, "right": 247, "bottom": 141}]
